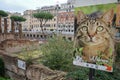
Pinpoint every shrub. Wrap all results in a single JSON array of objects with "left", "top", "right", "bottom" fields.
[
  {"left": 66, "top": 43, "right": 120, "bottom": 80},
  {"left": 66, "top": 66, "right": 120, "bottom": 80},
  {"left": 66, "top": 68, "right": 88, "bottom": 80},
  {"left": 41, "top": 36, "right": 120, "bottom": 80},
  {"left": 116, "top": 43, "right": 120, "bottom": 62},
  {"left": 0, "top": 77, "right": 11, "bottom": 80},
  {"left": 41, "top": 36, "right": 76, "bottom": 71},
  {"left": 95, "top": 67, "right": 120, "bottom": 80},
  {"left": 0, "top": 57, "right": 5, "bottom": 77}
]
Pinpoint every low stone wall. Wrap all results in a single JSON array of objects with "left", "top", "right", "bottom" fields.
[
  {"left": 27, "top": 64, "right": 66, "bottom": 80},
  {"left": 0, "top": 52, "right": 66, "bottom": 80},
  {"left": 0, "top": 39, "right": 39, "bottom": 53},
  {"left": 0, "top": 33, "right": 14, "bottom": 43},
  {"left": 0, "top": 33, "right": 66, "bottom": 80},
  {"left": 0, "top": 52, "right": 26, "bottom": 80}
]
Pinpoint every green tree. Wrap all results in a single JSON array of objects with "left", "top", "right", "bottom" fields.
[
  {"left": 33, "top": 12, "right": 53, "bottom": 35},
  {"left": 0, "top": 10, "right": 8, "bottom": 33},
  {"left": 10, "top": 16, "right": 26, "bottom": 38}
]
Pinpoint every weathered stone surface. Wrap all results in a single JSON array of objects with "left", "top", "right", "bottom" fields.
[
  {"left": 6, "top": 70, "right": 26, "bottom": 80},
  {"left": 0, "top": 39, "right": 39, "bottom": 53},
  {"left": 0, "top": 33, "right": 66, "bottom": 80},
  {"left": 0, "top": 50, "right": 66, "bottom": 80},
  {"left": 0, "top": 33, "right": 14, "bottom": 43},
  {"left": 26, "top": 64, "right": 66, "bottom": 80}
]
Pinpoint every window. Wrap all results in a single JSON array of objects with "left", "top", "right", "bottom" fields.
[
  {"left": 40, "top": 35, "right": 43, "bottom": 38},
  {"left": 33, "top": 34, "right": 35, "bottom": 37},
  {"left": 37, "top": 35, "right": 39, "bottom": 38},
  {"left": 68, "top": 37, "right": 72, "bottom": 41},
  {"left": 27, "top": 34, "right": 29, "bottom": 37},
  {"left": 71, "top": 30, "right": 74, "bottom": 32},
  {"left": 69, "top": 30, "right": 70, "bottom": 32}
]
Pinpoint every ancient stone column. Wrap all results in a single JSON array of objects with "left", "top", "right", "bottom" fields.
[
  {"left": 4, "top": 18, "right": 8, "bottom": 34},
  {"left": 11, "top": 20, "right": 15, "bottom": 34},
  {"left": 19, "top": 23, "right": 22, "bottom": 38}
]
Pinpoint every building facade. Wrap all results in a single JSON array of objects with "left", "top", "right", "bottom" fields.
[
  {"left": 58, "top": 11, "right": 74, "bottom": 40},
  {"left": 22, "top": 5, "right": 60, "bottom": 32},
  {"left": 22, "top": 0, "right": 76, "bottom": 40},
  {"left": 22, "top": 5, "right": 60, "bottom": 39},
  {"left": 57, "top": 2, "right": 74, "bottom": 40}
]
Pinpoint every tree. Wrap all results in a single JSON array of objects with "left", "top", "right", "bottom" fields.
[
  {"left": 0, "top": 10, "right": 8, "bottom": 33},
  {"left": 33, "top": 12, "right": 54, "bottom": 35},
  {"left": 10, "top": 16, "right": 26, "bottom": 38}
]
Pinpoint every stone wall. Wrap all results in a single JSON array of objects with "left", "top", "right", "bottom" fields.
[
  {"left": 23, "top": 31, "right": 74, "bottom": 41},
  {"left": 0, "top": 39, "right": 39, "bottom": 53},
  {"left": 0, "top": 52, "right": 66, "bottom": 80},
  {"left": 0, "top": 33, "right": 66, "bottom": 80},
  {"left": 0, "top": 33, "right": 14, "bottom": 43},
  {"left": 0, "top": 53, "right": 26, "bottom": 80},
  {"left": 26, "top": 64, "right": 66, "bottom": 80}
]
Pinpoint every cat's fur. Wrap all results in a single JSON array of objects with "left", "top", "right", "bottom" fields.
[
  {"left": 74, "top": 9, "right": 115, "bottom": 63},
  {"left": 116, "top": 4, "right": 120, "bottom": 26}
]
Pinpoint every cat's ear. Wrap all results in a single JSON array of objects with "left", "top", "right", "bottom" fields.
[
  {"left": 101, "top": 9, "right": 114, "bottom": 25},
  {"left": 76, "top": 11, "right": 87, "bottom": 24}
]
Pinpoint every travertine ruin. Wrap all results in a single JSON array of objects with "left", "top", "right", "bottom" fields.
[
  {"left": 0, "top": 33, "right": 66, "bottom": 80},
  {"left": 0, "top": 39, "right": 39, "bottom": 53}
]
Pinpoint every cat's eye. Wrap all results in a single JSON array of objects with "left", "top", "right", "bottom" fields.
[
  {"left": 97, "top": 26, "right": 104, "bottom": 32},
  {"left": 81, "top": 26, "right": 87, "bottom": 31}
]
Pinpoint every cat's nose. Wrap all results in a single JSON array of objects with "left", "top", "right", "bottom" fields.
[
  {"left": 88, "top": 33, "right": 96, "bottom": 42},
  {"left": 88, "top": 33, "right": 95, "bottom": 38}
]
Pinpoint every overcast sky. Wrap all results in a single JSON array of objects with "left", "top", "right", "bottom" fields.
[{"left": 0, "top": 0, "right": 67, "bottom": 13}]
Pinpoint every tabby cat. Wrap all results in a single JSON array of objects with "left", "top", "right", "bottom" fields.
[{"left": 74, "top": 9, "right": 115, "bottom": 63}]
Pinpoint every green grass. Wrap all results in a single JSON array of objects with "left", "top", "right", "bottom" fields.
[
  {"left": 75, "top": 3, "right": 117, "bottom": 15},
  {"left": 16, "top": 50, "right": 42, "bottom": 60}
]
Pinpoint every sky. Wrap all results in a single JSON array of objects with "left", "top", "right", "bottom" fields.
[{"left": 0, "top": 0, "right": 67, "bottom": 13}]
